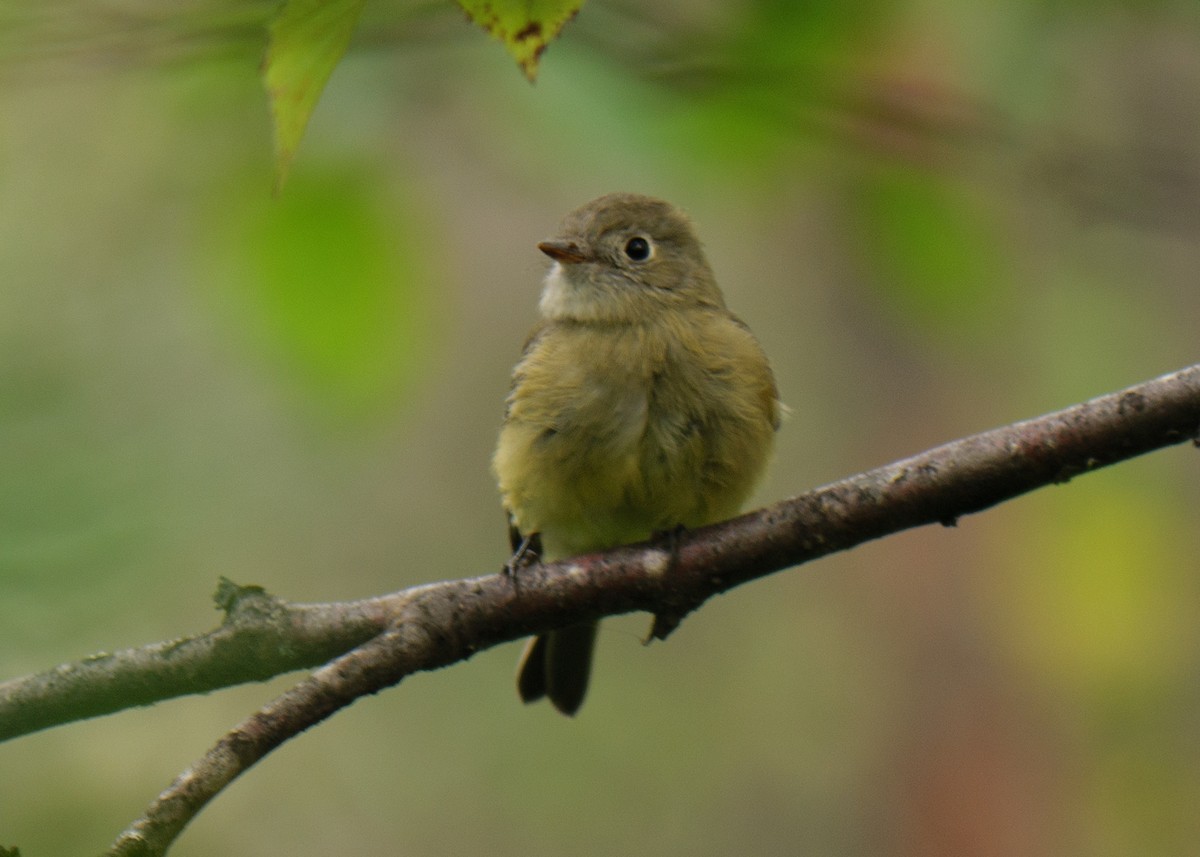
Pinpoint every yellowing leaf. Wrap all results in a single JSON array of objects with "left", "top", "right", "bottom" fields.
[
  {"left": 457, "top": 0, "right": 583, "bottom": 81},
  {"left": 263, "top": 0, "right": 366, "bottom": 188}
]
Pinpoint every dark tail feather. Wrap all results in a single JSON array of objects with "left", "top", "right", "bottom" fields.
[
  {"left": 516, "top": 621, "right": 598, "bottom": 716},
  {"left": 516, "top": 633, "right": 548, "bottom": 704}
]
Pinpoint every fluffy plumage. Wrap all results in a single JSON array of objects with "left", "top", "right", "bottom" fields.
[{"left": 493, "top": 193, "right": 780, "bottom": 715}]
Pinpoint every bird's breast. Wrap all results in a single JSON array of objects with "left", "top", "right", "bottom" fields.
[{"left": 494, "top": 314, "right": 774, "bottom": 557}]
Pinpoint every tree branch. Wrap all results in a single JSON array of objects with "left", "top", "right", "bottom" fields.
[
  {"left": 1, "top": 364, "right": 1197, "bottom": 856},
  {"left": 106, "top": 621, "right": 436, "bottom": 856},
  {"left": 0, "top": 580, "right": 404, "bottom": 742}
]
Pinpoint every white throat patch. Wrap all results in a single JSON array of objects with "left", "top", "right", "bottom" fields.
[{"left": 539, "top": 263, "right": 597, "bottom": 321}]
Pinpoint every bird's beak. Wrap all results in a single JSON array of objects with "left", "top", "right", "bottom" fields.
[{"left": 537, "top": 239, "right": 589, "bottom": 264}]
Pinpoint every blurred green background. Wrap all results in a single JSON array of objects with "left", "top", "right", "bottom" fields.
[{"left": 2, "top": 1, "right": 1200, "bottom": 854}]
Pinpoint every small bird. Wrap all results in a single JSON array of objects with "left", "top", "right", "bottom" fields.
[{"left": 493, "top": 193, "right": 781, "bottom": 716}]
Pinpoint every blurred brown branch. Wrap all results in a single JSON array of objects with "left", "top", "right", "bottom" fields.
[{"left": 1, "top": 365, "right": 1197, "bottom": 856}]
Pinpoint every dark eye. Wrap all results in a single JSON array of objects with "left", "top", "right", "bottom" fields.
[{"left": 624, "top": 236, "right": 651, "bottom": 261}]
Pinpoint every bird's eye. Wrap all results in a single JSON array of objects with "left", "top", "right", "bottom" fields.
[{"left": 624, "top": 236, "right": 652, "bottom": 262}]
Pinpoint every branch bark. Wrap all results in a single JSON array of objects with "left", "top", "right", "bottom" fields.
[
  {"left": 0, "top": 364, "right": 1196, "bottom": 856},
  {"left": 0, "top": 581, "right": 403, "bottom": 742}
]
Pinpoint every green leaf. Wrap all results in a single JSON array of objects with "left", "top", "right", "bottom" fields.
[
  {"left": 202, "top": 167, "right": 439, "bottom": 421},
  {"left": 263, "top": 0, "right": 366, "bottom": 188},
  {"left": 852, "top": 166, "right": 1006, "bottom": 340},
  {"left": 457, "top": 0, "right": 583, "bottom": 81}
]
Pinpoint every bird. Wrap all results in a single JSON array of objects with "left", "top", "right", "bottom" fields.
[{"left": 492, "top": 192, "right": 781, "bottom": 715}]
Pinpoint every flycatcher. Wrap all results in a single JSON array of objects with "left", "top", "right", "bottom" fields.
[{"left": 493, "top": 192, "right": 781, "bottom": 716}]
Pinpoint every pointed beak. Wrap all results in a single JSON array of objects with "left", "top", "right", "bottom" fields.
[{"left": 537, "top": 239, "right": 589, "bottom": 264}]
